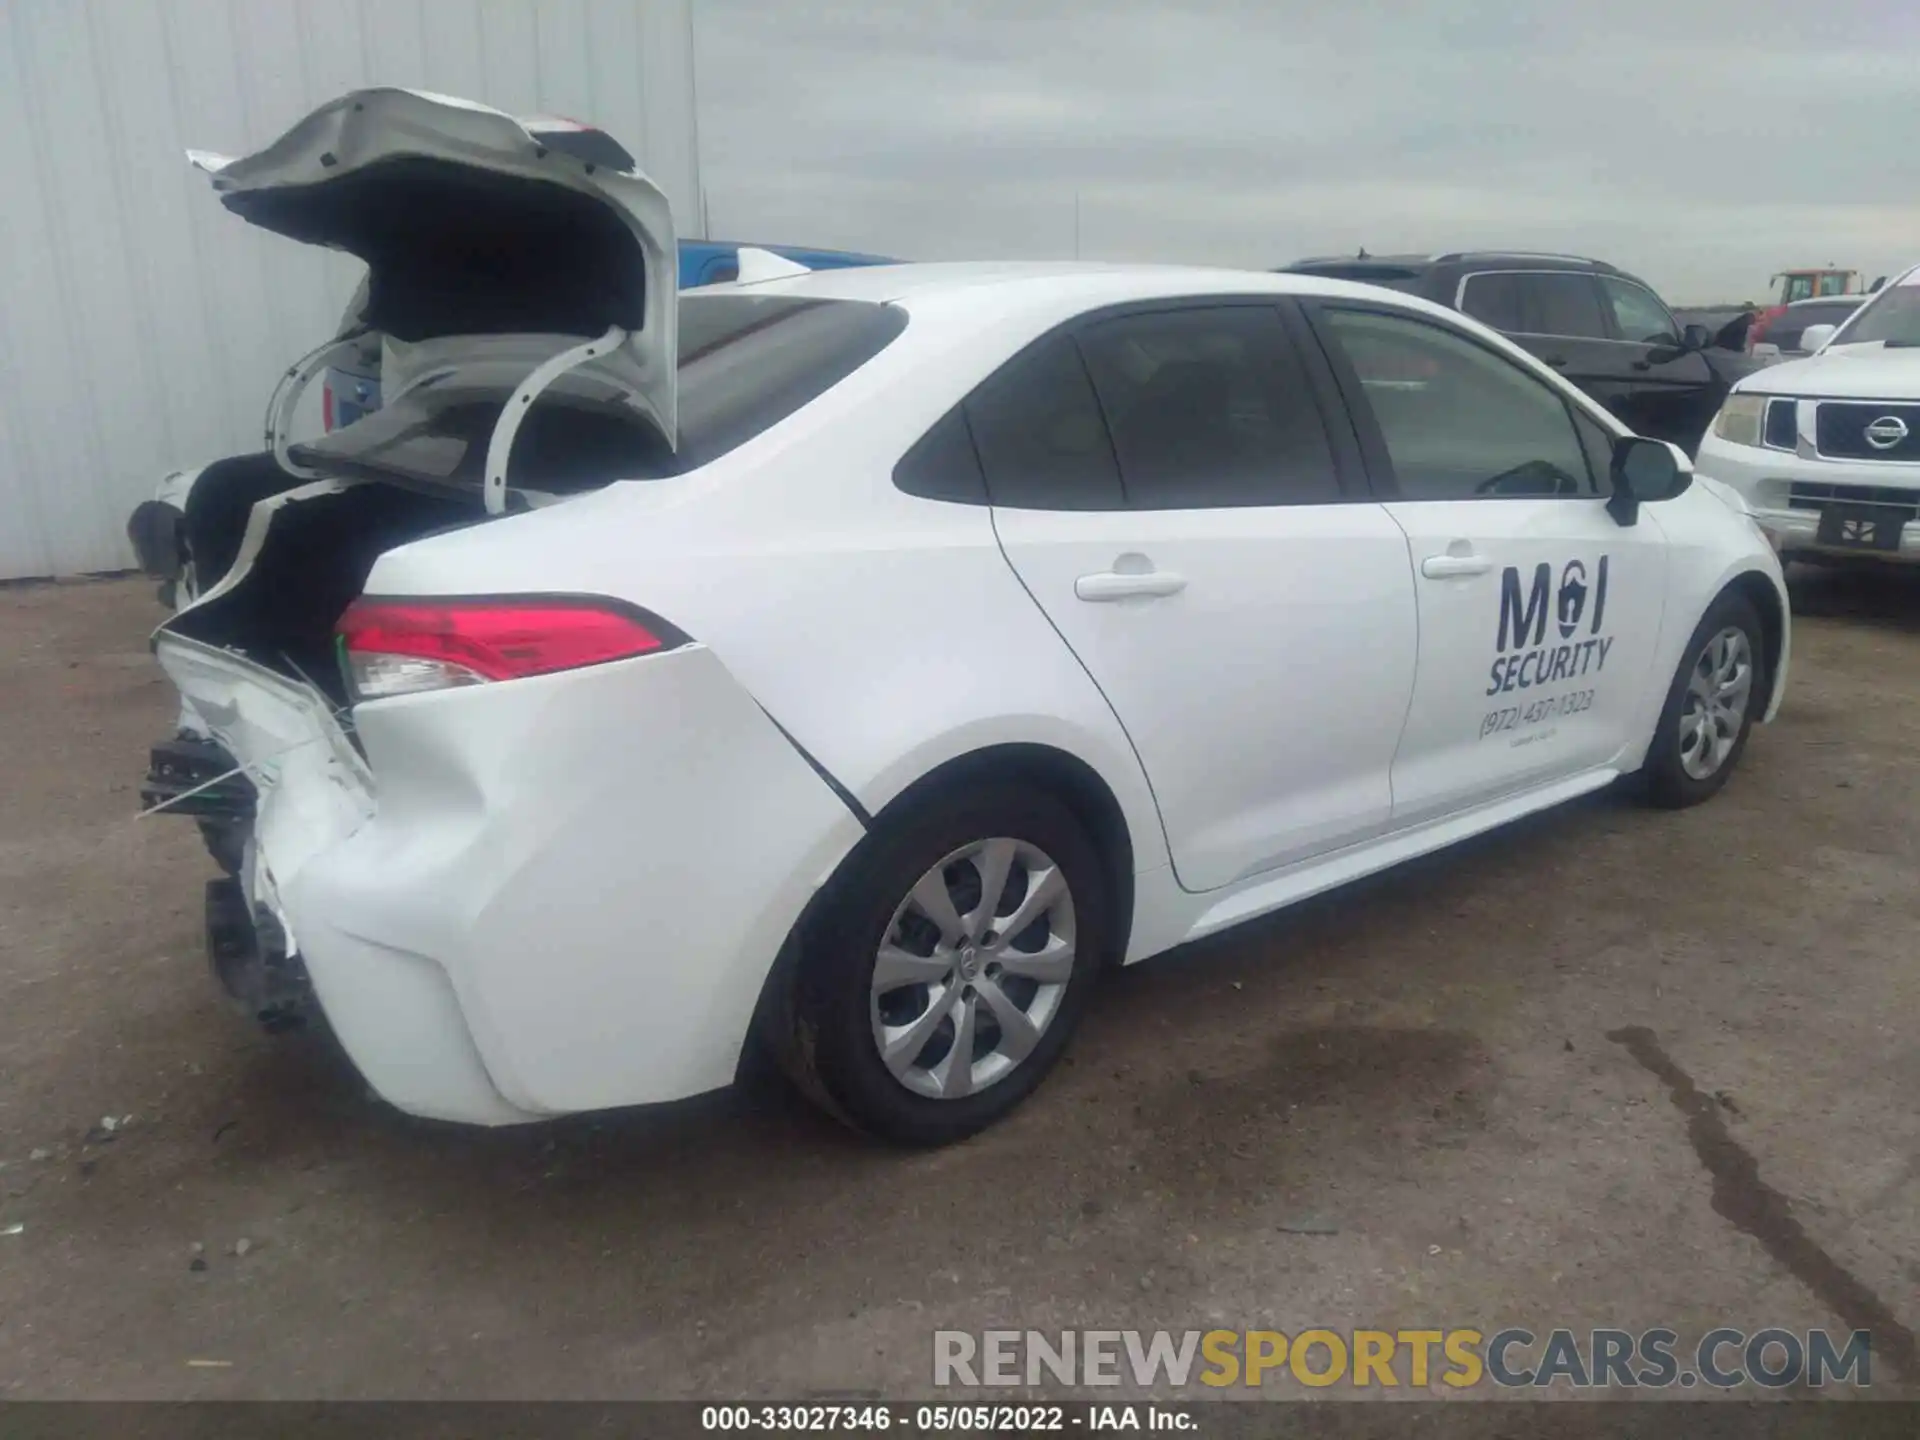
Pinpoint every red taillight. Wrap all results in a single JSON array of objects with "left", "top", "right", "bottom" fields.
[
  {"left": 336, "top": 596, "right": 685, "bottom": 700},
  {"left": 322, "top": 383, "right": 336, "bottom": 433}
]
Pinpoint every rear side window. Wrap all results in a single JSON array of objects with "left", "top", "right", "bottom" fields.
[
  {"left": 965, "top": 336, "right": 1125, "bottom": 510},
  {"left": 1517, "top": 272, "right": 1609, "bottom": 339},
  {"left": 894, "top": 406, "right": 987, "bottom": 503},
  {"left": 673, "top": 296, "right": 906, "bottom": 468},
  {"left": 1458, "top": 273, "right": 1525, "bottom": 332},
  {"left": 1076, "top": 306, "right": 1340, "bottom": 507}
]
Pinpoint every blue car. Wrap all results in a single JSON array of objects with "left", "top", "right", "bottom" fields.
[
  {"left": 677, "top": 239, "right": 895, "bottom": 289},
  {"left": 323, "top": 237, "right": 897, "bottom": 430}
]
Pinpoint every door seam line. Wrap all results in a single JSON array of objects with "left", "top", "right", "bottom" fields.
[
  {"left": 985, "top": 505, "right": 1189, "bottom": 892},
  {"left": 754, "top": 703, "right": 872, "bottom": 829}
]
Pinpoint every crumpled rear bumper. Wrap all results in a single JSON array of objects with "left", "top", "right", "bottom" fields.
[{"left": 157, "top": 633, "right": 864, "bottom": 1126}]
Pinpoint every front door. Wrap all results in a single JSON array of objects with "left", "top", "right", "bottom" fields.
[
  {"left": 1306, "top": 302, "right": 1670, "bottom": 827},
  {"left": 1593, "top": 274, "right": 1719, "bottom": 450},
  {"left": 973, "top": 304, "right": 1419, "bottom": 892}
]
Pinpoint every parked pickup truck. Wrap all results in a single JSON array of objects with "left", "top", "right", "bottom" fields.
[{"left": 1696, "top": 261, "right": 1920, "bottom": 570}]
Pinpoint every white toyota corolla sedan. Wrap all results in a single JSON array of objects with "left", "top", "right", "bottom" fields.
[{"left": 152, "top": 91, "right": 1789, "bottom": 1145}]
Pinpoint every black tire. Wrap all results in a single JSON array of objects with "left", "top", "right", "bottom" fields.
[
  {"left": 771, "top": 782, "right": 1112, "bottom": 1146},
  {"left": 1639, "top": 590, "right": 1768, "bottom": 809}
]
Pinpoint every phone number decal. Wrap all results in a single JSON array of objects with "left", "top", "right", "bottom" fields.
[{"left": 1480, "top": 688, "right": 1594, "bottom": 741}]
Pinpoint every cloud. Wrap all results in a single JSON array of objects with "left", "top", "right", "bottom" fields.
[{"left": 691, "top": 0, "right": 1920, "bottom": 299}]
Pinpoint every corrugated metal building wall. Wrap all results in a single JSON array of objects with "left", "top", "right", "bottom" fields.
[{"left": 0, "top": 0, "right": 700, "bottom": 580}]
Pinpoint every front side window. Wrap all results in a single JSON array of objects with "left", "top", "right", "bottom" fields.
[
  {"left": 1075, "top": 306, "right": 1340, "bottom": 508},
  {"left": 1600, "top": 278, "right": 1679, "bottom": 345},
  {"left": 1517, "top": 272, "right": 1609, "bottom": 339},
  {"left": 1321, "top": 308, "right": 1596, "bottom": 501}
]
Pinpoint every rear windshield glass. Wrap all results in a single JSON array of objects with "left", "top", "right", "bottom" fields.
[
  {"left": 674, "top": 294, "right": 907, "bottom": 465},
  {"left": 293, "top": 296, "right": 907, "bottom": 491}
]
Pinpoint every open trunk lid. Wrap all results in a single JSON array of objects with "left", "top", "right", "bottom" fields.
[{"left": 192, "top": 88, "right": 678, "bottom": 451}]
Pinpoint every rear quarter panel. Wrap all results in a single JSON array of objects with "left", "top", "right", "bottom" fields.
[{"left": 362, "top": 286, "right": 1173, "bottom": 899}]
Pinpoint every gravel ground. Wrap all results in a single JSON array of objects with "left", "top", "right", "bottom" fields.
[{"left": 0, "top": 570, "right": 1916, "bottom": 1402}]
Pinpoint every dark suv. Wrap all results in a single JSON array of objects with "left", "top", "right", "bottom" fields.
[{"left": 1281, "top": 251, "right": 1762, "bottom": 453}]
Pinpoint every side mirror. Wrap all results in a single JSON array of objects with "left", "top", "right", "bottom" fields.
[
  {"left": 1681, "top": 323, "right": 1712, "bottom": 351},
  {"left": 1608, "top": 436, "right": 1693, "bottom": 526},
  {"left": 1797, "top": 323, "right": 1837, "bottom": 354}
]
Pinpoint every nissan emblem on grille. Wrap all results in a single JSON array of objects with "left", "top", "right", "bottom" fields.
[{"left": 1864, "top": 415, "right": 1910, "bottom": 450}]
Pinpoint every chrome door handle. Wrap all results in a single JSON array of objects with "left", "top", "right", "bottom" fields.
[
  {"left": 1075, "top": 571, "right": 1188, "bottom": 601},
  {"left": 1421, "top": 554, "right": 1492, "bottom": 579}
]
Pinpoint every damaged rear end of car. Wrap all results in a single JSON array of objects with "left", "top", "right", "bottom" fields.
[
  {"left": 151, "top": 89, "right": 680, "bottom": 1052},
  {"left": 147, "top": 90, "right": 902, "bottom": 1125}
]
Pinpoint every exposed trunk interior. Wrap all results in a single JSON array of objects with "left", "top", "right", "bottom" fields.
[
  {"left": 160, "top": 294, "right": 913, "bottom": 708},
  {"left": 167, "top": 457, "right": 481, "bottom": 707},
  {"left": 165, "top": 390, "right": 668, "bottom": 707}
]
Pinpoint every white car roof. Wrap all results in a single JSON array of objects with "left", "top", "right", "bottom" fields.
[
  {"left": 709, "top": 259, "right": 1449, "bottom": 318},
  {"left": 701, "top": 260, "right": 1577, "bottom": 421}
]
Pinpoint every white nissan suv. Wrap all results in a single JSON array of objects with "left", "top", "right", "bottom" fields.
[{"left": 1697, "top": 263, "right": 1920, "bottom": 565}]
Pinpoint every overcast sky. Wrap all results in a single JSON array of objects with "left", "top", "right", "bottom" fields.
[{"left": 693, "top": 0, "right": 1920, "bottom": 303}]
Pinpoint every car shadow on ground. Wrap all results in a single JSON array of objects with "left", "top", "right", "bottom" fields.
[{"left": 194, "top": 785, "right": 1635, "bottom": 1216}]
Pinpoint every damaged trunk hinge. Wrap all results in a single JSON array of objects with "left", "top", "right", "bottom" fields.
[
  {"left": 262, "top": 329, "right": 374, "bottom": 480},
  {"left": 483, "top": 326, "right": 628, "bottom": 515}
]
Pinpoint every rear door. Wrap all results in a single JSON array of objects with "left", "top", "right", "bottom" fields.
[
  {"left": 1509, "top": 271, "right": 1625, "bottom": 411},
  {"left": 979, "top": 302, "right": 1419, "bottom": 892},
  {"left": 1594, "top": 275, "right": 1717, "bottom": 448},
  {"left": 1458, "top": 269, "right": 1616, "bottom": 408},
  {"left": 1304, "top": 301, "right": 1670, "bottom": 827}
]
